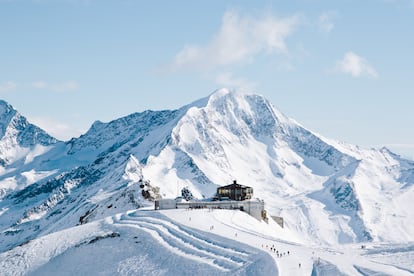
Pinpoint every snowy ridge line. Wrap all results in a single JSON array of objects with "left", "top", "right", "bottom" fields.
[
  {"left": 123, "top": 213, "right": 250, "bottom": 256},
  {"left": 114, "top": 222, "right": 232, "bottom": 272},
  {"left": 116, "top": 219, "right": 245, "bottom": 269}
]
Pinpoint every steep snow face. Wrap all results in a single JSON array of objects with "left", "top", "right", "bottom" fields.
[
  {"left": 0, "top": 108, "right": 187, "bottom": 252},
  {"left": 157, "top": 89, "right": 414, "bottom": 245},
  {"left": 345, "top": 148, "right": 414, "bottom": 243},
  {"left": 0, "top": 90, "right": 413, "bottom": 253},
  {"left": 171, "top": 89, "right": 354, "bottom": 184},
  {"left": 0, "top": 100, "right": 57, "bottom": 167},
  {"left": 66, "top": 109, "right": 183, "bottom": 162},
  {"left": 0, "top": 101, "right": 60, "bottom": 200}
]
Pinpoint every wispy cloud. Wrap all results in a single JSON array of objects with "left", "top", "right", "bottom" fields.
[
  {"left": 51, "top": 81, "right": 79, "bottom": 92},
  {"left": 335, "top": 51, "right": 378, "bottom": 78},
  {"left": 31, "top": 80, "right": 79, "bottom": 92},
  {"left": 170, "top": 10, "right": 299, "bottom": 71},
  {"left": 0, "top": 81, "right": 17, "bottom": 93},
  {"left": 213, "top": 72, "right": 256, "bottom": 92},
  {"left": 32, "top": 81, "right": 48, "bottom": 89},
  {"left": 318, "top": 11, "right": 337, "bottom": 33},
  {"left": 167, "top": 10, "right": 299, "bottom": 92}
]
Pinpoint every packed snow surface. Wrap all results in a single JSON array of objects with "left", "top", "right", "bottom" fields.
[
  {"left": 0, "top": 89, "right": 413, "bottom": 274},
  {"left": 1, "top": 208, "right": 413, "bottom": 275},
  {"left": 0, "top": 209, "right": 277, "bottom": 275}
]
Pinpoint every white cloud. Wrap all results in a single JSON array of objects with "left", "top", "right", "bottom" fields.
[
  {"left": 0, "top": 81, "right": 17, "bottom": 93},
  {"left": 318, "top": 11, "right": 336, "bottom": 33},
  {"left": 171, "top": 10, "right": 299, "bottom": 71},
  {"left": 29, "top": 116, "right": 84, "bottom": 141},
  {"left": 51, "top": 81, "right": 79, "bottom": 92},
  {"left": 32, "top": 80, "right": 79, "bottom": 92},
  {"left": 32, "top": 81, "right": 48, "bottom": 89},
  {"left": 335, "top": 51, "right": 378, "bottom": 78},
  {"left": 214, "top": 72, "right": 256, "bottom": 92}
]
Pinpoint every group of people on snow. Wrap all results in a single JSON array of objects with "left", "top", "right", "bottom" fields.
[{"left": 262, "top": 244, "right": 290, "bottom": 258}]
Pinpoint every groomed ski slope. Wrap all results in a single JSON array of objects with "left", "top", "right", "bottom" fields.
[
  {"left": 0, "top": 209, "right": 276, "bottom": 275},
  {"left": 1, "top": 208, "right": 413, "bottom": 275},
  {"left": 164, "top": 208, "right": 414, "bottom": 276}
]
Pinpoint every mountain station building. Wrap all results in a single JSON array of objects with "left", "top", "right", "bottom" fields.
[
  {"left": 216, "top": 180, "right": 253, "bottom": 201},
  {"left": 155, "top": 181, "right": 266, "bottom": 221}
]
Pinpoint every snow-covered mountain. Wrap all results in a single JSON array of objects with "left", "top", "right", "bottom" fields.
[
  {"left": 0, "top": 100, "right": 57, "bottom": 153},
  {"left": 0, "top": 100, "right": 59, "bottom": 200},
  {"left": 0, "top": 100, "right": 57, "bottom": 167},
  {"left": 0, "top": 89, "right": 413, "bottom": 259}
]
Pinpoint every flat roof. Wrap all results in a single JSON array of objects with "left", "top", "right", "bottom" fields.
[{"left": 218, "top": 183, "right": 252, "bottom": 189}]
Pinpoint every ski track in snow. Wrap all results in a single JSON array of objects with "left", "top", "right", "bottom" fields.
[
  {"left": 123, "top": 215, "right": 250, "bottom": 257},
  {"left": 163, "top": 209, "right": 414, "bottom": 276},
  {"left": 112, "top": 212, "right": 250, "bottom": 272},
  {"left": 0, "top": 210, "right": 277, "bottom": 275},
  {"left": 1, "top": 91, "right": 414, "bottom": 275},
  {"left": 1, "top": 208, "right": 413, "bottom": 275}
]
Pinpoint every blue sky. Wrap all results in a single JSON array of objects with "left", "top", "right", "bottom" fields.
[{"left": 1, "top": 0, "right": 413, "bottom": 159}]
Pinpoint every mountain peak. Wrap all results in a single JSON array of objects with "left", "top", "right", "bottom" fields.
[
  {"left": 0, "top": 99, "right": 12, "bottom": 109},
  {"left": 0, "top": 99, "right": 17, "bottom": 135},
  {"left": 1, "top": 91, "right": 413, "bottom": 253},
  {"left": 206, "top": 89, "right": 289, "bottom": 120},
  {"left": 207, "top": 88, "right": 250, "bottom": 105},
  {"left": 0, "top": 99, "right": 59, "bottom": 167},
  {"left": 208, "top": 87, "right": 234, "bottom": 98},
  {"left": 194, "top": 89, "right": 295, "bottom": 138}
]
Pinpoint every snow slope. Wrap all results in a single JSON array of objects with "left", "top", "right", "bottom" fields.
[
  {"left": 0, "top": 100, "right": 57, "bottom": 167},
  {"left": 0, "top": 100, "right": 60, "bottom": 199},
  {"left": 0, "top": 209, "right": 277, "bottom": 276},
  {"left": 144, "top": 89, "right": 414, "bottom": 245},
  {"left": 1, "top": 208, "right": 412, "bottom": 275},
  {"left": 0, "top": 89, "right": 413, "bottom": 274},
  {"left": 166, "top": 208, "right": 414, "bottom": 275}
]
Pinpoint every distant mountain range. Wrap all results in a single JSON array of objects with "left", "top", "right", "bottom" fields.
[{"left": 1, "top": 89, "right": 413, "bottom": 253}]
